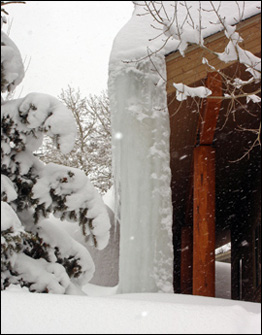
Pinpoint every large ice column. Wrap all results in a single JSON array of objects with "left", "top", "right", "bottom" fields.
[{"left": 109, "top": 55, "right": 173, "bottom": 293}]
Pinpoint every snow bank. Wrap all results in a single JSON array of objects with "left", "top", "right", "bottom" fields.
[{"left": 1, "top": 289, "right": 261, "bottom": 334}]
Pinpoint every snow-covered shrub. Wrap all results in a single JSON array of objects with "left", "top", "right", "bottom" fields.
[{"left": 1, "top": 4, "right": 110, "bottom": 294}]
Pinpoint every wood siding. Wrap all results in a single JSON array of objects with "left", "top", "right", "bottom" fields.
[{"left": 166, "top": 14, "right": 261, "bottom": 95}]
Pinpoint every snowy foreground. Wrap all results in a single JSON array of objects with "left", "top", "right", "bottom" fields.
[{"left": 1, "top": 284, "right": 261, "bottom": 334}]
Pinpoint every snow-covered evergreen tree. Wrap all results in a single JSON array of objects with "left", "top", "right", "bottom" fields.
[{"left": 1, "top": 2, "right": 110, "bottom": 294}]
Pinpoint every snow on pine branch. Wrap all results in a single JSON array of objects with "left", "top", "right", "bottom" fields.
[
  {"left": 1, "top": 200, "right": 22, "bottom": 231},
  {"left": 32, "top": 163, "right": 110, "bottom": 250},
  {"left": 1, "top": 29, "right": 24, "bottom": 92},
  {"left": 17, "top": 92, "right": 77, "bottom": 154},
  {"left": 13, "top": 253, "right": 71, "bottom": 294},
  {"left": 36, "top": 218, "right": 96, "bottom": 286},
  {"left": 1, "top": 92, "right": 77, "bottom": 179},
  {"left": 1, "top": 174, "right": 17, "bottom": 202}
]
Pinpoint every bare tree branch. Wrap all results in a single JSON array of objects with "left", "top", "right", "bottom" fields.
[
  {"left": 132, "top": 1, "right": 261, "bottom": 161},
  {"left": 38, "top": 87, "right": 112, "bottom": 194}
]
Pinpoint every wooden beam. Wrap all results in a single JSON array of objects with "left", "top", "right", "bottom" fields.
[
  {"left": 193, "top": 145, "right": 216, "bottom": 297},
  {"left": 180, "top": 73, "right": 221, "bottom": 295},
  {"left": 199, "top": 72, "right": 222, "bottom": 145}
]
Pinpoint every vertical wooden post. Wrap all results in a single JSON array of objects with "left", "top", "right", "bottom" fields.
[
  {"left": 181, "top": 225, "right": 193, "bottom": 294},
  {"left": 193, "top": 145, "right": 216, "bottom": 297}
]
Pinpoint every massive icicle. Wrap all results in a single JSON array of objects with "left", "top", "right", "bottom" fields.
[{"left": 109, "top": 54, "right": 173, "bottom": 293}]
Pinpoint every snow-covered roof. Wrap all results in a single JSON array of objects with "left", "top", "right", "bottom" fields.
[{"left": 110, "top": 1, "right": 261, "bottom": 63}]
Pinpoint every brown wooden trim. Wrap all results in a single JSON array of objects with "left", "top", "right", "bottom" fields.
[
  {"left": 199, "top": 72, "right": 222, "bottom": 145},
  {"left": 193, "top": 145, "right": 216, "bottom": 297}
]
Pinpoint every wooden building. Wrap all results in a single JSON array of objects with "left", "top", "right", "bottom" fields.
[{"left": 166, "top": 14, "right": 261, "bottom": 302}]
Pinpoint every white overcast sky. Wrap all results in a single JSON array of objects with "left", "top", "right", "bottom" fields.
[{"left": 3, "top": 1, "right": 134, "bottom": 98}]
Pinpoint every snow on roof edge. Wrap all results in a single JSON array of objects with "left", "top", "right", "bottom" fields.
[{"left": 110, "top": 1, "right": 261, "bottom": 64}]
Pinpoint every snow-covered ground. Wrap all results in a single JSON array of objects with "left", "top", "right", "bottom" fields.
[
  {"left": 2, "top": 193, "right": 258, "bottom": 334},
  {"left": 1, "top": 284, "right": 261, "bottom": 334}
]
